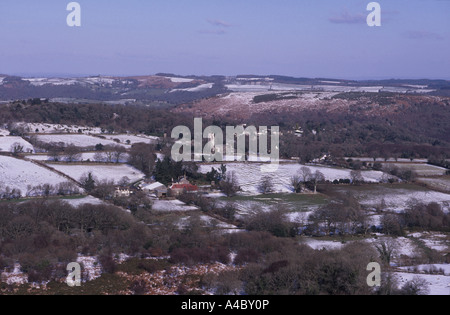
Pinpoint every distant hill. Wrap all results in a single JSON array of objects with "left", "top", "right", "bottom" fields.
[{"left": 0, "top": 74, "right": 449, "bottom": 104}]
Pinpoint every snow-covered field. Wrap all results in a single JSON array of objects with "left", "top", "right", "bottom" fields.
[
  {"left": 49, "top": 163, "right": 145, "bottom": 183},
  {"left": 392, "top": 272, "right": 450, "bottom": 295},
  {"left": 0, "top": 136, "right": 34, "bottom": 153},
  {"left": 36, "top": 134, "right": 129, "bottom": 148},
  {"left": 399, "top": 264, "right": 450, "bottom": 276},
  {"left": 408, "top": 232, "right": 449, "bottom": 252},
  {"left": 417, "top": 177, "right": 450, "bottom": 193},
  {"left": 0, "top": 156, "right": 72, "bottom": 196},
  {"left": 14, "top": 122, "right": 103, "bottom": 134},
  {"left": 199, "top": 162, "right": 387, "bottom": 195},
  {"left": 301, "top": 238, "right": 347, "bottom": 250},
  {"left": 100, "top": 134, "right": 158, "bottom": 145},
  {"left": 62, "top": 195, "right": 106, "bottom": 207},
  {"left": 26, "top": 152, "right": 130, "bottom": 163},
  {"left": 152, "top": 199, "right": 198, "bottom": 212},
  {"left": 172, "top": 83, "right": 214, "bottom": 92},
  {"left": 176, "top": 215, "right": 238, "bottom": 230},
  {"left": 165, "top": 76, "right": 194, "bottom": 83},
  {"left": 333, "top": 185, "right": 450, "bottom": 213},
  {"left": 389, "top": 164, "right": 448, "bottom": 176}
]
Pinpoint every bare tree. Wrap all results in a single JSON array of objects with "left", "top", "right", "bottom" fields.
[
  {"left": 299, "top": 166, "right": 312, "bottom": 184},
  {"left": 220, "top": 171, "right": 240, "bottom": 197},
  {"left": 375, "top": 239, "right": 398, "bottom": 267},
  {"left": 310, "top": 170, "right": 325, "bottom": 194},
  {"left": 93, "top": 179, "right": 116, "bottom": 200},
  {"left": 350, "top": 170, "right": 364, "bottom": 185},
  {"left": 258, "top": 176, "right": 274, "bottom": 195},
  {"left": 290, "top": 175, "right": 302, "bottom": 193},
  {"left": 10, "top": 142, "right": 24, "bottom": 156},
  {"left": 104, "top": 150, "right": 115, "bottom": 163},
  {"left": 112, "top": 145, "right": 127, "bottom": 163},
  {"left": 57, "top": 181, "right": 81, "bottom": 196},
  {"left": 399, "top": 276, "right": 430, "bottom": 295},
  {"left": 127, "top": 143, "right": 156, "bottom": 177},
  {"left": 93, "top": 152, "right": 105, "bottom": 162},
  {"left": 63, "top": 145, "right": 82, "bottom": 162}
]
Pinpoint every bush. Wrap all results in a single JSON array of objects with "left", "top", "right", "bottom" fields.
[
  {"left": 234, "top": 248, "right": 260, "bottom": 265},
  {"left": 403, "top": 201, "right": 450, "bottom": 231},
  {"left": 397, "top": 276, "right": 430, "bottom": 295},
  {"left": 98, "top": 251, "right": 116, "bottom": 274},
  {"left": 130, "top": 280, "right": 147, "bottom": 295},
  {"left": 244, "top": 207, "right": 297, "bottom": 237},
  {"left": 169, "top": 246, "right": 230, "bottom": 265},
  {"left": 381, "top": 213, "right": 405, "bottom": 236}
]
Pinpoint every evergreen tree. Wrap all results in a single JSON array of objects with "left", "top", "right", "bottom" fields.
[{"left": 81, "top": 172, "right": 96, "bottom": 192}]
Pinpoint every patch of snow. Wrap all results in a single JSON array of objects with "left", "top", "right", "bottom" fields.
[
  {"left": 152, "top": 199, "right": 198, "bottom": 212},
  {"left": 0, "top": 263, "right": 27, "bottom": 285},
  {"left": 0, "top": 128, "right": 9, "bottom": 136},
  {"left": 50, "top": 164, "right": 145, "bottom": 183},
  {"left": 36, "top": 134, "right": 129, "bottom": 148},
  {"left": 77, "top": 256, "right": 102, "bottom": 282},
  {"left": 63, "top": 195, "right": 106, "bottom": 207},
  {"left": 101, "top": 134, "right": 158, "bottom": 145},
  {"left": 199, "top": 162, "right": 386, "bottom": 195},
  {"left": 164, "top": 76, "right": 194, "bottom": 83},
  {"left": 0, "top": 156, "right": 74, "bottom": 197},
  {"left": 15, "top": 122, "right": 103, "bottom": 134},
  {"left": 302, "top": 238, "right": 346, "bottom": 250},
  {"left": 399, "top": 264, "right": 450, "bottom": 276},
  {"left": 0, "top": 136, "right": 34, "bottom": 153},
  {"left": 393, "top": 272, "right": 450, "bottom": 295},
  {"left": 172, "top": 83, "right": 214, "bottom": 92}
]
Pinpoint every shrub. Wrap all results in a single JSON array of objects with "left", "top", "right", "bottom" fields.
[{"left": 98, "top": 250, "right": 116, "bottom": 274}]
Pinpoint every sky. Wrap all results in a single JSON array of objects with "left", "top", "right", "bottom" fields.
[{"left": 0, "top": 0, "right": 449, "bottom": 80}]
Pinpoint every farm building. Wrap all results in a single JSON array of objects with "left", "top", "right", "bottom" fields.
[
  {"left": 114, "top": 187, "right": 132, "bottom": 198},
  {"left": 142, "top": 181, "right": 168, "bottom": 198},
  {"left": 170, "top": 176, "right": 198, "bottom": 196}
]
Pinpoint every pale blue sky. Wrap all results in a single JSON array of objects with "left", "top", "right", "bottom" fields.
[{"left": 0, "top": 0, "right": 449, "bottom": 79}]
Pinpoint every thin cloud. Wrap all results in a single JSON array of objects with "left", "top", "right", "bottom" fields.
[
  {"left": 329, "top": 11, "right": 366, "bottom": 24},
  {"left": 404, "top": 30, "right": 444, "bottom": 40},
  {"left": 207, "top": 19, "right": 232, "bottom": 28},
  {"left": 198, "top": 19, "right": 232, "bottom": 36}
]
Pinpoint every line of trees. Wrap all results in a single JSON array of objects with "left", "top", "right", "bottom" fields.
[
  {"left": 0, "top": 181, "right": 81, "bottom": 200},
  {"left": 290, "top": 166, "right": 325, "bottom": 194},
  {"left": 380, "top": 200, "right": 450, "bottom": 235}
]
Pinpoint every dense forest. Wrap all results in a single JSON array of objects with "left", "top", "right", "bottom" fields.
[{"left": 1, "top": 95, "right": 450, "bottom": 163}]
